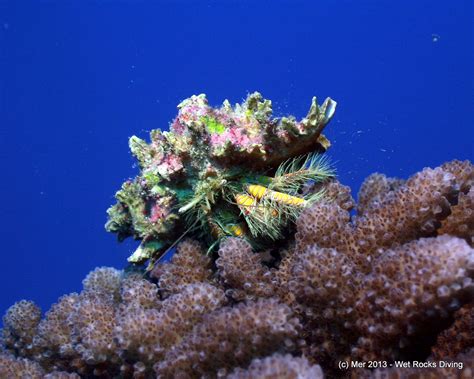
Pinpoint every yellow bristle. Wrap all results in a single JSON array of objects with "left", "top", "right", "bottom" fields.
[
  {"left": 247, "top": 184, "right": 268, "bottom": 199},
  {"left": 246, "top": 184, "right": 306, "bottom": 207},
  {"left": 270, "top": 191, "right": 306, "bottom": 206},
  {"left": 235, "top": 193, "right": 256, "bottom": 207},
  {"left": 227, "top": 224, "right": 245, "bottom": 237}
]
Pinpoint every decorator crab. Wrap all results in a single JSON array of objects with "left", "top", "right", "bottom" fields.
[{"left": 106, "top": 92, "right": 337, "bottom": 267}]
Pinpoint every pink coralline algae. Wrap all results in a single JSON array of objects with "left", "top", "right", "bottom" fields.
[{"left": 209, "top": 126, "right": 262, "bottom": 151}]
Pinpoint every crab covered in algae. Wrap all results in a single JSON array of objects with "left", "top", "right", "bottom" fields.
[{"left": 105, "top": 92, "right": 337, "bottom": 265}]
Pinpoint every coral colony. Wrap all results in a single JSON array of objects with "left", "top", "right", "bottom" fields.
[{"left": 1, "top": 93, "right": 473, "bottom": 379}]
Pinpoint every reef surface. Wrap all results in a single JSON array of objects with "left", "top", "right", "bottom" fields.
[{"left": 1, "top": 94, "right": 473, "bottom": 379}]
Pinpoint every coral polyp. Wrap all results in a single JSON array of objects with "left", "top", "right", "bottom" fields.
[{"left": 105, "top": 92, "right": 337, "bottom": 264}]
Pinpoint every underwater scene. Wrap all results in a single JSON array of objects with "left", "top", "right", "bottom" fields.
[{"left": 1, "top": 1, "right": 473, "bottom": 378}]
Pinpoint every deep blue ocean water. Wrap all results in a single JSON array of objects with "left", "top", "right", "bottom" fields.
[{"left": 0, "top": 1, "right": 472, "bottom": 319}]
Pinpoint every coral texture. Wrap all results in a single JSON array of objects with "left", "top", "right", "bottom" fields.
[
  {"left": 296, "top": 163, "right": 472, "bottom": 272},
  {"left": 150, "top": 239, "right": 214, "bottom": 297},
  {"left": 82, "top": 267, "right": 122, "bottom": 301},
  {"left": 2, "top": 155, "right": 473, "bottom": 378},
  {"left": 2, "top": 300, "right": 41, "bottom": 358},
  {"left": 439, "top": 187, "right": 474, "bottom": 246},
  {"left": 431, "top": 303, "right": 474, "bottom": 360},
  {"left": 356, "top": 173, "right": 405, "bottom": 215},
  {"left": 154, "top": 298, "right": 301, "bottom": 378},
  {"left": 116, "top": 281, "right": 226, "bottom": 373},
  {"left": 227, "top": 353, "right": 324, "bottom": 379},
  {"left": 216, "top": 237, "right": 274, "bottom": 301},
  {"left": 0, "top": 353, "right": 45, "bottom": 378},
  {"left": 352, "top": 235, "right": 474, "bottom": 361}
]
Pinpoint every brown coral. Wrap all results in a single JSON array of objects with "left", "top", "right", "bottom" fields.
[
  {"left": 289, "top": 245, "right": 361, "bottom": 365},
  {"left": 120, "top": 276, "right": 161, "bottom": 310},
  {"left": 295, "top": 199, "right": 356, "bottom": 263},
  {"left": 0, "top": 353, "right": 45, "bottom": 378},
  {"left": 272, "top": 243, "right": 299, "bottom": 307},
  {"left": 296, "top": 164, "right": 467, "bottom": 272},
  {"left": 353, "top": 167, "right": 458, "bottom": 257},
  {"left": 82, "top": 266, "right": 122, "bottom": 301},
  {"left": 69, "top": 291, "right": 118, "bottom": 365},
  {"left": 216, "top": 237, "right": 274, "bottom": 301},
  {"left": 353, "top": 235, "right": 474, "bottom": 361},
  {"left": 44, "top": 372, "right": 81, "bottom": 379},
  {"left": 440, "top": 159, "right": 474, "bottom": 193},
  {"left": 431, "top": 302, "right": 474, "bottom": 360},
  {"left": 2, "top": 300, "right": 41, "bottom": 358},
  {"left": 35, "top": 293, "right": 80, "bottom": 367},
  {"left": 439, "top": 188, "right": 474, "bottom": 246},
  {"left": 305, "top": 178, "right": 356, "bottom": 212},
  {"left": 150, "top": 239, "right": 214, "bottom": 297},
  {"left": 154, "top": 298, "right": 301, "bottom": 378},
  {"left": 115, "top": 282, "right": 225, "bottom": 376},
  {"left": 227, "top": 353, "right": 324, "bottom": 379},
  {"left": 357, "top": 173, "right": 405, "bottom": 215},
  {"left": 276, "top": 233, "right": 474, "bottom": 369},
  {"left": 321, "top": 178, "right": 356, "bottom": 211}
]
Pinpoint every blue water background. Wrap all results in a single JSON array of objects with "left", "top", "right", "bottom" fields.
[{"left": 0, "top": 1, "right": 472, "bottom": 317}]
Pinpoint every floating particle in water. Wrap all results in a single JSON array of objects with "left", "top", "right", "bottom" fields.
[{"left": 432, "top": 33, "right": 440, "bottom": 42}]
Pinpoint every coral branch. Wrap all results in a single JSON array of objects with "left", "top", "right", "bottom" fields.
[
  {"left": 154, "top": 298, "right": 301, "bottom": 378},
  {"left": 216, "top": 237, "right": 274, "bottom": 301}
]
